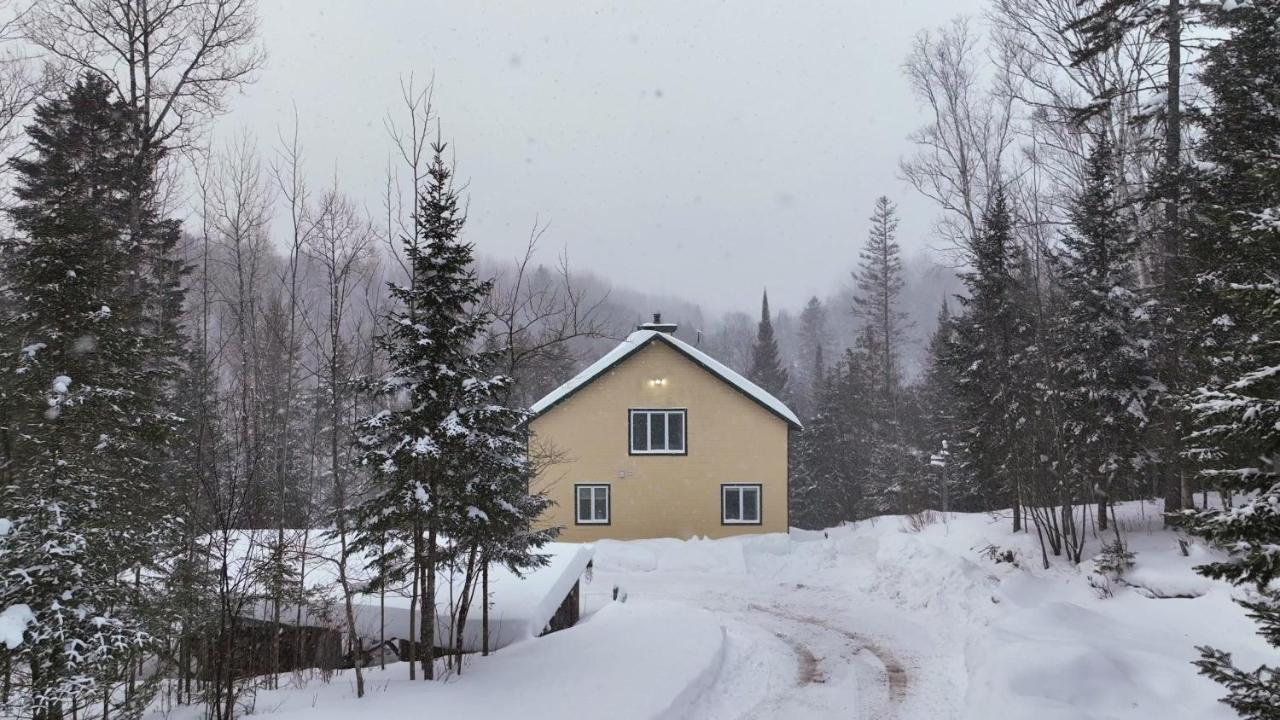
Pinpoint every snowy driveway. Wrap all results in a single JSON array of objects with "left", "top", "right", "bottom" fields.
[
  {"left": 586, "top": 531, "right": 973, "bottom": 719},
  {"left": 581, "top": 505, "right": 1265, "bottom": 720}
]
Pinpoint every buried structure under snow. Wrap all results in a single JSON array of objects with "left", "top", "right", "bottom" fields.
[
  {"left": 347, "top": 542, "right": 594, "bottom": 654},
  {"left": 229, "top": 535, "right": 595, "bottom": 663}
]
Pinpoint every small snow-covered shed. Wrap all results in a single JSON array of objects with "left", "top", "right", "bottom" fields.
[
  {"left": 347, "top": 542, "right": 593, "bottom": 653},
  {"left": 225, "top": 532, "right": 593, "bottom": 659}
]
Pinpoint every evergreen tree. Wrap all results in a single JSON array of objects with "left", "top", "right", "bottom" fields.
[
  {"left": 1069, "top": 0, "right": 1206, "bottom": 519},
  {"left": 795, "top": 296, "right": 829, "bottom": 420},
  {"left": 919, "top": 299, "right": 968, "bottom": 510},
  {"left": 1053, "top": 134, "right": 1152, "bottom": 532},
  {"left": 791, "top": 349, "right": 874, "bottom": 528},
  {"left": 353, "top": 140, "right": 552, "bottom": 680},
  {"left": 1182, "top": 3, "right": 1280, "bottom": 715},
  {"left": 850, "top": 196, "right": 918, "bottom": 515},
  {"left": 0, "top": 75, "right": 185, "bottom": 720},
  {"left": 949, "top": 187, "right": 1031, "bottom": 527},
  {"left": 853, "top": 196, "right": 910, "bottom": 397},
  {"left": 748, "top": 289, "right": 789, "bottom": 399}
]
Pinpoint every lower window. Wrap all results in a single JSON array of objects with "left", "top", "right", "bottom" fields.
[
  {"left": 722, "top": 484, "right": 761, "bottom": 525},
  {"left": 575, "top": 484, "right": 610, "bottom": 525}
]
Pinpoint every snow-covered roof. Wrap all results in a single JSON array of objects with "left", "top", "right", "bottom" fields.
[
  {"left": 227, "top": 531, "right": 594, "bottom": 652},
  {"left": 530, "top": 329, "right": 802, "bottom": 429}
]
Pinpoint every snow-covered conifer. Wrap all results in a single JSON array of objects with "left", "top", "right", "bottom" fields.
[
  {"left": 1053, "top": 134, "right": 1152, "bottom": 532},
  {"left": 1182, "top": 2, "right": 1280, "bottom": 714},
  {"left": 748, "top": 289, "right": 789, "bottom": 400},
  {"left": 0, "top": 74, "right": 185, "bottom": 719},
  {"left": 353, "top": 140, "right": 552, "bottom": 680}
]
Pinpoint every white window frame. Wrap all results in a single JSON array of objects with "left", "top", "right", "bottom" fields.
[
  {"left": 721, "top": 484, "right": 762, "bottom": 525},
  {"left": 575, "top": 484, "right": 610, "bottom": 525},
  {"left": 629, "top": 409, "right": 687, "bottom": 455}
]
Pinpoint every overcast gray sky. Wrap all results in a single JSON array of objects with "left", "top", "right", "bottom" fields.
[{"left": 221, "top": 0, "right": 985, "bottom": 315}]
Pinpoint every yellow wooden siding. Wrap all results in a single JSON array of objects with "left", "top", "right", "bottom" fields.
[{"left": 529, "top": 339, "right": 790, "bottom": 541}]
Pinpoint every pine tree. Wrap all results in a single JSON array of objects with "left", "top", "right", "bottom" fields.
[
  {"left": 791, "top": 349, "right": 874, "bottom": 528},
  {"left": 748, "top": 289, "right": 789, "bottom": 399},
  {"left": 353, "top": 140, "right": 552, "bottom": 680},
  {"left": 1181, "top": 3, "right": 1280, "bottom": 715},
  {"left": 853, "top": 196, "right": 911, "bottom": 397},
  {"left": 1053, "top": 134, "right": 1152, "bottom": 532},
  {"left": 795, "top": 296, "right": 829, "bottom": 420},
  {"left": 949, "top": 187, "right": 1030, "bottom": 528},
  {"left": 0, "top": 75, "right": 185, "bottom": 720},
  {"left": 1070, "top": 0, "right": 1205, "bottom": 519},
  {"left": 851, "top": 196, "right": 915, "bottom": 514},
  {"left": 919, "top": 299, "right": 968, "bottom": 510}
]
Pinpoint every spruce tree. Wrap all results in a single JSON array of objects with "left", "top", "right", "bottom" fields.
[
  {"left": 353, "top": 140, "right": 552, "bottom": 680},
  {"left": 796, "top": 296, "right": 829, "bottom": 420},
  {"left": 949, "top": 187, "right": 1030, "bottom": 528},
  {"left": 852, "top": 196, "right": 914, "bottom": 513},
  {"left": 791, "top": 349, "right": 874, "bottom": 528},
  {"left": 1070, "top": 0, "right": 1205, "bottom": 519},
  {"left": 748, "top": 289, "right": 789, "bottom": 399},
  {"left": 920, "top": 299, "right": 968, "bottom": 510},
  {"left": 0, "top": 74, "right": 185, "bottom": 720},
  {"left": 1053, "top": 134, "right": 1152, "bottom": 532},
  {"left": 853, "top": 196, "right": 910, "bottom": 397},
  {"left": 1182, "top": 2, "right": 1280, "bottom": 715}
]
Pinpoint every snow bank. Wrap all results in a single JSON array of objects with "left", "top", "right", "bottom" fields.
[
  {"left": 189, "top": 500, "right": 1269, "bottom": 720},
  {"left": 590, "top": 500, "right": 1270, "bottom": 719},
  {"left": 180, "top": 601, "right": 726, "bottom": 720},
  {"left": 594, "top": 535, "right": 755, "bottom": 575}
]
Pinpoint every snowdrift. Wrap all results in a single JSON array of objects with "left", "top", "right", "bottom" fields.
[{"left": 168, "top": 601, "right": 726, "bottom": 720}]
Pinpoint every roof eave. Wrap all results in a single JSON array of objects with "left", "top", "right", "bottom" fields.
[{"left": 528, "top": 333, "right": 803, "bottom": 431}]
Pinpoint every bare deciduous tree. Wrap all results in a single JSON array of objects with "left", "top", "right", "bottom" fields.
[
  {"left": 302, "top": 182, "right": 375, "bottom": 698},
  {"left": 901, "top": 16, "right": 1017, "bottom": 257},
  {"left": 25, "top": 0, "right": 264, "bottom": 155},
  {"left": 484, "top": 220, "right": 612, "bottom": 409}
]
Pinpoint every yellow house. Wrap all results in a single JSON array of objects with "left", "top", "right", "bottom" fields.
[{"left": 528, "top": 316, "right": 802, "bottom": 542}]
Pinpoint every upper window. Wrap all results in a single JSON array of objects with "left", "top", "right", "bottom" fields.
[
  {"left": 576, "top": 484, "right": 610, "bottom": 525},
  {"left": 722, "top": 484, "right": 761, "bottom": 525},
  {"left": 630, "top": 409, "right": 686, "bottom": 454}
]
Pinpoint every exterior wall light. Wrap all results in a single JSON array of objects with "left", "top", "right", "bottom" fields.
[{"left": 650, "top": 378, "right": 666, "bottom": 387}]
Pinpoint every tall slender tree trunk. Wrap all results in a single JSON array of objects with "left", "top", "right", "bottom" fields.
[
  {"left": 453, "top": 543, "right": 480, "bottom": 673},
  {"left": 1159, "top": 0, "right": 1187, "bottom": 523},
  {"left": 423, "top": 513, "right": 437, "bottom": 680},
  {"left": 408, "top": 524, "right": 419, "bottom": 680},
  {"left": 481, "top": 559, "right": 490, "bottom": 657}
]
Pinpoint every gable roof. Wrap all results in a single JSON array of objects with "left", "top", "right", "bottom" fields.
[{"left": 529, "top": 329, "right": 802, "bottom": 429}]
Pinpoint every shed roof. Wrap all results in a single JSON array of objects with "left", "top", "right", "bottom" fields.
[
  {"left": 222, "top": 531, "right": 594, "bottom": 652},
  {"left": 529, "top": 329, "right": 802, "bottom": 429}
]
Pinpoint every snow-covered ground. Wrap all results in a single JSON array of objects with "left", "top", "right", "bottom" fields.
[{"left": 172, "top": 501, "right": 1269, "bottom": 720}]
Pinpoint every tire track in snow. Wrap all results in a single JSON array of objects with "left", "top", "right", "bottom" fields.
[
  {"left": 599, "top": 582, "right": 930, "bottom": 719},
  {"left": 751, "top": 603, "right": 909, "bottom": 702},
  {"left": 771, "top": 629, "right": 825, "bottom": 685},
  {"left": 745, "top": 602, "right": 905, "bottom": 720}
]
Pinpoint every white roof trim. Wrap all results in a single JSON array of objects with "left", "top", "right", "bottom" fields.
[{"left": 529, "top": 329, "right": 802, "bottom": 428}]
